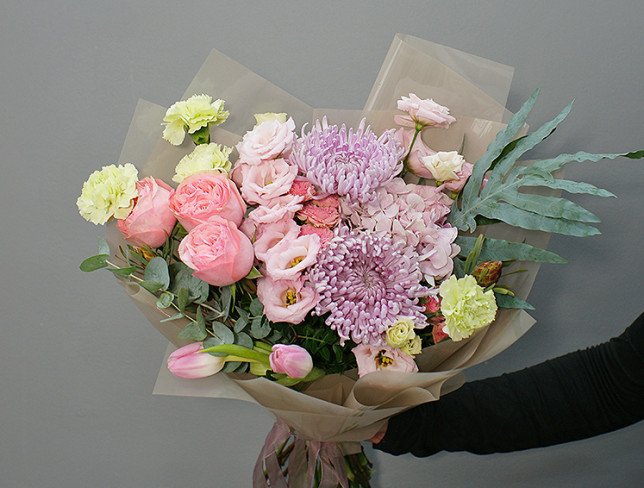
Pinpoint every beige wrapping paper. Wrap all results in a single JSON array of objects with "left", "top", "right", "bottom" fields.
[{"left": 109, "top": 35, "right": 552, "bottom": 444}]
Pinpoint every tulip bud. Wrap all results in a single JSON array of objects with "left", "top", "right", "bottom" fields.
[
  {"left": 269, "top": 344, "right": 313, "bottom": 379},
  {"left": 472, "top": 260, "right": 503, "bottom": 288},
  {"left": 167, "top": 342, "right": 225, "bottom": 379}
]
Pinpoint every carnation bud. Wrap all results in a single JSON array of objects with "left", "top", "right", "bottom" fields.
[{"left": 472, "top": 261, "right": 503, "bottom": 288}]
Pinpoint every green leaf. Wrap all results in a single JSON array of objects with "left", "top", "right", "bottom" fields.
[
  {"left": 453, "top": 258, "right": 465, "bottom": 278},
  {"left": 233, "top": 316, "right": 248, "bottom": 333},
  {"left": 220, "top": 286, "right": 233, "bottom": 319},
  {"left": 178, "top": 315, "right": 207, "bottom": 341},
  {"left": 140, "top": 280, "right": 165, "bottom": 294},
  {"left": 159, "top": 312, "right": 184, "bottom": 323},
  {"left": 456, "top": 236, "right": 566, "bottom": 264},
  {"left": 500, "top": 191, "right": 599, "bottom": 223},
  {"left": 624, "top": 150, "right": 644, "bottom": 159},
  {"left": 80, "top": 254, "right": 109, "bottom": 272},
  {"left": 495, "top": 293, "right": 535, "bottom": 310},
  {"left": 249, "top": 298, "right": 264, "bottom": 317},
  {"left": 520, "top": 176, "right": 615, "bottom": 198},
  {"left": 176, "top": 287, "right": 190, "bottom": 312},
  {"left": 107, "top": 266, "right": 137, "bottom": 277},
  {"left": 250, "top": 317, "right": 271, "bottom": 339},
  {"left": 235, "top": 331, "right": 254, "bottom": 349},
  {"left": 144, "top": 257, "right": 170, "bottom": 290},
  {"left": 97, "top": 237, "right": 110, "bottom": 256},
  {"left": 477, "top": 202, "right": 600, "bottom": 236},
  {"left": 156, "top": 291, "right": 174, "bottom": 309},
  {"left": 169, "top": 262, "right": 209, "bottom": 303},
  {"left": 223, "top": 361, "right": 242, "bottom": 373},
  {"left": 200, "top": 344, "right": 270, "bottom": 364},
  {"left": 210, "top": 321, "right": 235, "bottom": 345},
  {"left": 245, "top": 267, "right": 263, "bottom": 280},
  {"left": 463, "top": 234, "right": 485, "bottom": 275}
]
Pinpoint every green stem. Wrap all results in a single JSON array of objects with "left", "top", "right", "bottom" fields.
[{"left": 401, "top": 124, "right": 423, "bottom": 173}]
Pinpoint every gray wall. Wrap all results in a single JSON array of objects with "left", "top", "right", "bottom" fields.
[{"left": 1, "top": 1, "right": 642, "bottom": 486}]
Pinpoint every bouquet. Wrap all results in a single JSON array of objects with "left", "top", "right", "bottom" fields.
[{"left": 77, "top": 35, "right": 641, "bottom": 487}]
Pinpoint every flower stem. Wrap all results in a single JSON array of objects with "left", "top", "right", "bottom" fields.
[{"left": 401, "top": 124, "right": 423, "bottom": 173}]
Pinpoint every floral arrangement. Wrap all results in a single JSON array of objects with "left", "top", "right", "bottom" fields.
[{"left": 77, "top": 37, "right": 641, "bottom": 487}]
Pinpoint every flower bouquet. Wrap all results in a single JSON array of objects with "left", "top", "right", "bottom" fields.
[{"left": 77, "top": 35, "right": 641, "bottom": 487}]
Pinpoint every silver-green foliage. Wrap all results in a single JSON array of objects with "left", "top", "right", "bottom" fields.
[{"left": 449, "top": 89, "right": 642, "bottom": 236}]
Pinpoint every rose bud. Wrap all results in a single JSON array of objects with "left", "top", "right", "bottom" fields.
[
  {"left": 424, "top": 295, "right": 442, "bottom": 314},
  {"left": 431, "top": 320, "right": 449, "bottom": 344},
  {"left": 117, "top": 177, "right": 177, "bottom": 248},
  {"left": 269, "top": 344, "right": 313, "bottom": 379},
  {"left": 167, "top": 342, "right": 224, "bottom": 379},
  {"left": 178, "top": 219, "right": 254, "bottom": 286},
  {"left": 472, "top": 260, "right": 503, "bottom": 288}
]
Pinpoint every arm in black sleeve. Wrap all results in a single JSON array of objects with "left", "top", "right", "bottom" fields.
[{"left": 375, "top": 312, "right": 644, "bottom": 456}]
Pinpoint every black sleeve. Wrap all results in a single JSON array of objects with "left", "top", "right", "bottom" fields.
[{"left": 374, "top": 312, "right": 644, "bottom": 456}]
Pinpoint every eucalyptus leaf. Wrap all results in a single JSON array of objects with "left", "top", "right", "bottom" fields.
[
  {"left": 79, "top": 254, "right": 109, "bottom": 272},
  {"left": 495, "top": 293, "right": 535, "bottom": 310},
  {"left": 234, "top": 317, "right": 248, "bottom": 333},
  {"left": 97, "top": 237, "right": 110, "bottom": 256},
  {"left": 176, "top": 287, "right": 190, "bottom": 312},
  {"left": 235, "top": 331, "right": 254, "bottom": 349},
  {"left": 250, "top": 317, "right": 271, "bottom": 339},
  {"left": 456, "top": 236, "right": 566, "bottom": 264},
  {"left": 249, "top": 298, "right": 264, "bottom": 317},
  {"left": 177, "top": 320, "right": 207, "bottom": 341},
  {"left": 245, "top": 267, "right": 263, "bottom": 280},
  {"left": 140, "top": 280, "right": 165, "bottom": 294},
  {"left": 159, "top": 312, "right": 184, "bottom": 323},
  {"left": 156, "top": 291, "right": 174, "bottom": 309},
  {"left": 144, "top": 257, "right": 170, "bottom": 290},
  {"left": 170, "top": 262, "right": 209, "bottom": 303},
  {"left": 210, "top": 321, "right": 235, "bottom": 345},
  {"left": 220, "top": 286, "right": 232, "bottom": 319},
  {"left": 223, "top": 361, "right": 242, "bottom": 373},
  {"left": 107, "top": 266, "right": 137, "bottom": 277}
]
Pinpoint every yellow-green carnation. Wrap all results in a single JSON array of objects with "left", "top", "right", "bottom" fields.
[
  {"left": 439, "top": 274, "right": 497, "bottom": 341},
  {"left": 254, "top": 112, "right": 288, "bottom": 125},
  {"left": 173, "top": 143, "right": 233, "bottom": 183},
  {"left": 76, "top": 163, "right": 138, "bottom": 225},
  {"left": 163, "top": 94, "right": 229, "bottom": 146}
]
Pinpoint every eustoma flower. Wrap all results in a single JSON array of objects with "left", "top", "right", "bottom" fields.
[
  {"left": 395, "top": 94, "right": 455, "bottom": 129},
  {"left": 263, "top": 234, "right": 321, "bottom": 280},
  {"left": 117, "top": 177, "right": 176, "bottom": 248},
  {"left": 257, "top": 276, "right": 318, "bottom": 324},
  {"left": 239, "top": 158, "right": 298, "bottom": 206},
  {"left": 169, "top": 172, "right": 246, "bottom": 230},
  {"left": 352, "top": 344, "right": 418, "bottom": 377},
  {"left": 236, "top": 117, "right": 296, "bottom": 165},
  {"left": 178, "top": 219, "right": 254, "bottom": 286}
]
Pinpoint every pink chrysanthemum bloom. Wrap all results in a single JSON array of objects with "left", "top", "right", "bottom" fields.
[
  {"left": 308, "top": 227, "right": 429, "bottom": 345},
  {"left": 289, "top": 118, "right": 404, "bottom": 204},
  {"left": 342, "top": 178, "right": 460, "bottom": 283}
]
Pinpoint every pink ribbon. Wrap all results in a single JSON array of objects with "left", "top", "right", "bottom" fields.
[{"left": 253, "top": 419, "right": 350, "bottom": 488}]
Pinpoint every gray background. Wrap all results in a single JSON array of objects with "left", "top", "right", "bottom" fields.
[{"left": 1, "top": 0, "right": 642, "bottom": 486}]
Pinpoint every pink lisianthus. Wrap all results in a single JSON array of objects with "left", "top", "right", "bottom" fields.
[
  {"left": 117, "top": 177, "right": 176, "bottom": 248},
  {"left": 263, "top": 234, "right": 320, "bottom": 280},
  {"left": 236, "top": 118, "right": 296, "bottom": 165},
  {"left": 297, "top": 195, "right": 340, "bottom": 228},
  {"left": 257, "top": 276, "right": 318, "bottom": 324},
  {"left": 240, "top": 158, "right": 298, "bottom": 206},
  {"left": 269, "top": 344, "right": 313, "bottom": 379},
  {"left": 352, "top": 344, "right": 418, "bottom": 377},
  {"left": 253, "top": 217, "right": 301, "bottom": 261},
  {"left": 394, "top": 94, "right": 456, "bottom": 129},
  {"left": 441, "top": 161, "right": 473, "bottom": 192},
  {"left": 299, "top": 224, "right": 334, "bottom": 248},
  {"left": 167, "top": 342, "right": 224, "bottom": 379},
  {"left": 394, "top": 128, "right": 436, "bottom": 178},
  {"left": 169, "top": 172, "right": 246, "bottom": 230},
  {"left": 178, "top": 219, "right": 254, "bottom": 286},
  {"left": 288, "top": 177, "right": 316, "bottom": 202},
  {"left": 242, "top": 195, "right": 305, "bottom": 239}
]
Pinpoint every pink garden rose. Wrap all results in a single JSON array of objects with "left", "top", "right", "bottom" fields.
[
  {"left": 253, "top": 216, "right": 300, "bottom": 261},
  {"left": 167, "top": 342, "right": 224, "bottom": 379},
  {"left": 240, "top": 158, "right": 298, "bottom": 206},
  {"left": 299, "top": 224, "right": 334, "bottom": 248},
  {"left": 394, "top": 128, "right": 436, "bottom": 179},
  {"left": 117, "top": 177, "right": 176, "bottom": 248},
  {"left": 263, "top": 234, "right": 320, "bottom": 280},
  {"left": 352, "top": 344, "right": 418, "bottom": 377},
  {"left": 178, "top": 219, "right": 254, "bottom": 286},
  {"left": 269, "top": 344, "right": 313, "bottom": 379},
  {"left": 256, "top": 276, "right": 318, "bottom": 324},
  {"left": 394, "top": 94, "right": 456, "bottom": 129},
  {"left": 169, "top": 172, "right": 246, "bottom": 230},
  {"left": 236, "top": 118, "right": 296, "bottom": 165}
]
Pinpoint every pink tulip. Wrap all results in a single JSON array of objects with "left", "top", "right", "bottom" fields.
[
  {"left": 117, "top": 177, "right": 176, "bottom": 248},
  {"left": 269, "top": 344, "right": 313, "bottom": 378},
  {"left": 167, "top": 342, "right": 224, "bottom": 379}
]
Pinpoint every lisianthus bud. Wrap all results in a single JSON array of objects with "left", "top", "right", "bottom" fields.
[
  {"left": 473, "top": 260, "right": 503, "bottom": 288},
  {"left": 269, "top": 344, "right": 313, "bottom": 379},
  {"left": 167, "top": 342, "right": 225, "bottom": 379}
]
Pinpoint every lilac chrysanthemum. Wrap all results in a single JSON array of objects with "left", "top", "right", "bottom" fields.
[
  {"left": 308, "top": 227, "right": 429, "bottom": 345},
  {"left": 289, "top": 118, "right": 404, "bottom": 203}
]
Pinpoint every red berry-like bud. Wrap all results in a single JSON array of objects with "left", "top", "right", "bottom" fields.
[{"left": 472, "top": 260, "right": 503, "bottom": 287}]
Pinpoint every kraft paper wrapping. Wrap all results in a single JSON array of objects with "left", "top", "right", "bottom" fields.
[{"left": 108, "top": 35, "right": 551, "bottom": 443}]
